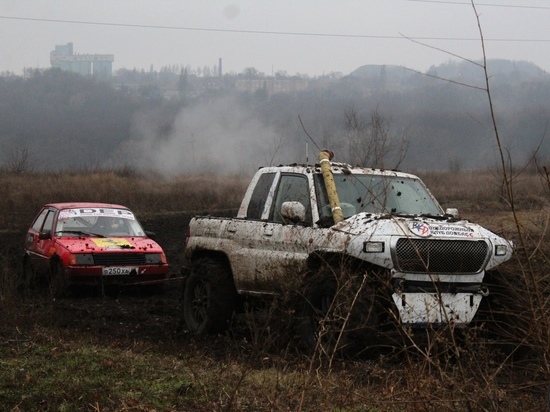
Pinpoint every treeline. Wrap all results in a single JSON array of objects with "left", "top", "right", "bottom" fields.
[
  {"left": 1, "top": 59, "right": 549, "bottom": 174},
  {"left": 0, "top": 69, "right": 180, "bottom": 171}
]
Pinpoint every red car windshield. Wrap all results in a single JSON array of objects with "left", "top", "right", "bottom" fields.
[{"left": 55, "top": 208, "right": 146, "bottom": 237}]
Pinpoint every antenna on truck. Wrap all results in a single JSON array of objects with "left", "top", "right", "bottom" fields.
[{"left": 298, "top": 115, "right": 322, "bottom": 153}]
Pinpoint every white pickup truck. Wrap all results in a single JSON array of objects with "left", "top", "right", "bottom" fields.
[{"left": 182, "top": 151, "right": 513, "bottom": 350}]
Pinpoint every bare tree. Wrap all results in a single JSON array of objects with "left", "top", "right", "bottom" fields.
[
  {"left": 4, "top": 146, "right": 34, "bottom": 174},
  {"left": 342, "top": 106, "right": 408, "bottom": 169},
  {"left": 448, "top": 155, "right": 463, "bottom": 173}
]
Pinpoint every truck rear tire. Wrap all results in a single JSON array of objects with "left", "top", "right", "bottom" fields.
[{"left": 183, "top": 258, "right": 237, "bottom": 335}]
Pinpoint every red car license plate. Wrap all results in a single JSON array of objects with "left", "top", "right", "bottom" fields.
[{"left": 102, "top": 267, "right": 137, "bottom": 276}]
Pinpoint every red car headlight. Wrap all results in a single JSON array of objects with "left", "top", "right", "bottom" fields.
[
  {"left": 145, "top": 253, "right": 166, "bottom": 264},
  {"left": 70, "top": 253, "right": 94, "bottom": 265}
]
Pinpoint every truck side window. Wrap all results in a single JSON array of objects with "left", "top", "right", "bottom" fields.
[
  {"left": 247, "top": 173, "right": 275, "bottom": 219},
  {"left": 270, "top": 174, "right": 312, "bottom": 225}
]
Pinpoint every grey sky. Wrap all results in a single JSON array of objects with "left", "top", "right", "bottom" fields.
[{"left": 1, "top": 0, "right": 549, "bottom": 77}]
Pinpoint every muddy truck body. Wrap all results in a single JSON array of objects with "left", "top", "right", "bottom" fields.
[{"left": 182, "top": 153, "right": 513, "bottom": 347}]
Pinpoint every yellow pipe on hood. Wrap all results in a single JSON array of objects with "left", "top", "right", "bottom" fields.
[{"left": 319, "top": 150, "right": 344, "bottom": 224}]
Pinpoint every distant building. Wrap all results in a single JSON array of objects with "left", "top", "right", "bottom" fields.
[
  {"left": 50, "top": 43, "right": 114, "bottom": 80},
  {"left": 235, "top": 78, "right": 309, "bottom": 94}
]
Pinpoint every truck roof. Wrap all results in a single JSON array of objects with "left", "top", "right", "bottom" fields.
[{"left": 257, "top": 162, "right": 419, "bottom": 179}]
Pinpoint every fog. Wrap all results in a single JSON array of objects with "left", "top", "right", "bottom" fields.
[
  {"left": 1, "top": 58, "right": 549, "bottom": 176},
  {"left": 143, "top": 97, "right": 292, "bottom": 176}
]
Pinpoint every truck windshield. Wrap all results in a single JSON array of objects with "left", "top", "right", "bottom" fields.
[{"left": 314, "top": 173, "right": 443, "bottom": 219}]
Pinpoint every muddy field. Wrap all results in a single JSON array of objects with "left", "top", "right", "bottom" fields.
[
  {"left": 1, "top": 209, "right": 549, "bottom": 411},
  {"left": 1, "top": 209, "right": 258, "bottom": 352},
  {"left": 0, "top": 213, "right": 193, "bottom": 350}
]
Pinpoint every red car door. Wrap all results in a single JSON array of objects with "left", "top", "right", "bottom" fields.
[{"left": 25, "top": 207, "right": 57, "bottom": 276}]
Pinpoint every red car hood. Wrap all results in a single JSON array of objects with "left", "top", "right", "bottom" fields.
[{"left": 56, "top": 236, "right": 164, "bottom": 253}]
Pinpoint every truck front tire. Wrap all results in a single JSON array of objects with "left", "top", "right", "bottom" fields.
[
  {"left": 183, "top": 258, "right": 237, "bottom": 335},
  {"left": 299, "top": 276, "right": 344, "bottom": 353},
  {"left": 299, "top": 268, "right": 380, "bottom": 355}
]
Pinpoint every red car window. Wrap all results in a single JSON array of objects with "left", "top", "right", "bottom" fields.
[
  {"left": 42, "top": 210, "right": 55, "bottom": 232},
  {"left": 31, "top": 208, "right": 55, "bottom": 232}
]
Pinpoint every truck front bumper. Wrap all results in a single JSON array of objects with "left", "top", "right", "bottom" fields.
[{"left": 392, "top": 292, "right": 483, "bottom": 326}]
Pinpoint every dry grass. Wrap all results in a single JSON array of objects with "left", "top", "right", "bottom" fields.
[
  {"left": 0, "top": 168, "right": 549, "bottom": 411},
  {"left": 419, "top": 169, "right": 548, "bottom": 209},
  {"left": 0, "top": 170, "right": 249, "bottom": 232}
]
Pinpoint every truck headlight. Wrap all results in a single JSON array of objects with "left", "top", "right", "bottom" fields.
[
  {"left": 495, "top": 245, "right": 508, "bottom": 256},
  {"left": 363, "top": 241, "right": 384, "bottom": 253}
]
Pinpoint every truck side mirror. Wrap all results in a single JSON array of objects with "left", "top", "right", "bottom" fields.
[
  {"left": 281, "top": 201, "right": 306, "bottom": 223},
  {"left": 445, "top": 208, "right": 459, "bottom": 218}
]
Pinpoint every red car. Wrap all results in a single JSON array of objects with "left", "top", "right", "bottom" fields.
[{"left": 23, "top": 202, "right": 170, "bottom": 294}]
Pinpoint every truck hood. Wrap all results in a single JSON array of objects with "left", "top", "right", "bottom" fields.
[
  {"left": 55, "top": 236, "right": 163, "bottom": 253},
  {"left": 332, "top": 212, "right": 486, "bottom": 239},
  {"left": 331, "top": 212, "right": 513, "bottom": 270}
]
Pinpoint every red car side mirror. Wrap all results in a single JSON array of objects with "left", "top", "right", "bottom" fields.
[{"left": 38, "top": 230, "right": 52, "bottom": 240}]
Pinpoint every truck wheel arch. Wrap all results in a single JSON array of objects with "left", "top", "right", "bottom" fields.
[
  {"left": 187, "top": 250, "right": 240, "bottom": 290},
  {"left": 188, "top": 251, "right": 233, "bottom": 274}
]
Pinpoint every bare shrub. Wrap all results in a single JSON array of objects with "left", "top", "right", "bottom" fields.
[
  {"left": 3, "top": 146, "right": 35, "bottom": 174},
  {"left": 464, "top": 1, "right": 550, "bottom": 399}
]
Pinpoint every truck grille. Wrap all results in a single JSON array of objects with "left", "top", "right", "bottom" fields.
[
  {"left": 395, "top": 238, "right": 489, "bottom": 274},
  {"left": 93, "top": 253, "right": 146, "bottom": 266}
]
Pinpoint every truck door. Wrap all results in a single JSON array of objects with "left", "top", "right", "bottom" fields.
[{"left": 248, "top": 173, "right": 315, "bottom": 293}]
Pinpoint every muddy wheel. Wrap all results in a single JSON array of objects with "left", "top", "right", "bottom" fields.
[
  {"left": 49, "top": 261, "right": 69, "bottom": 299},
  {"left": 299, "top": 268, "right": 380, "bottom": 356},
  {"left": 183, "top": 258, "right": 237, "bottom": 335},
  {"left": 299, "top": 276, "right": 342, "bottom": 353}
]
